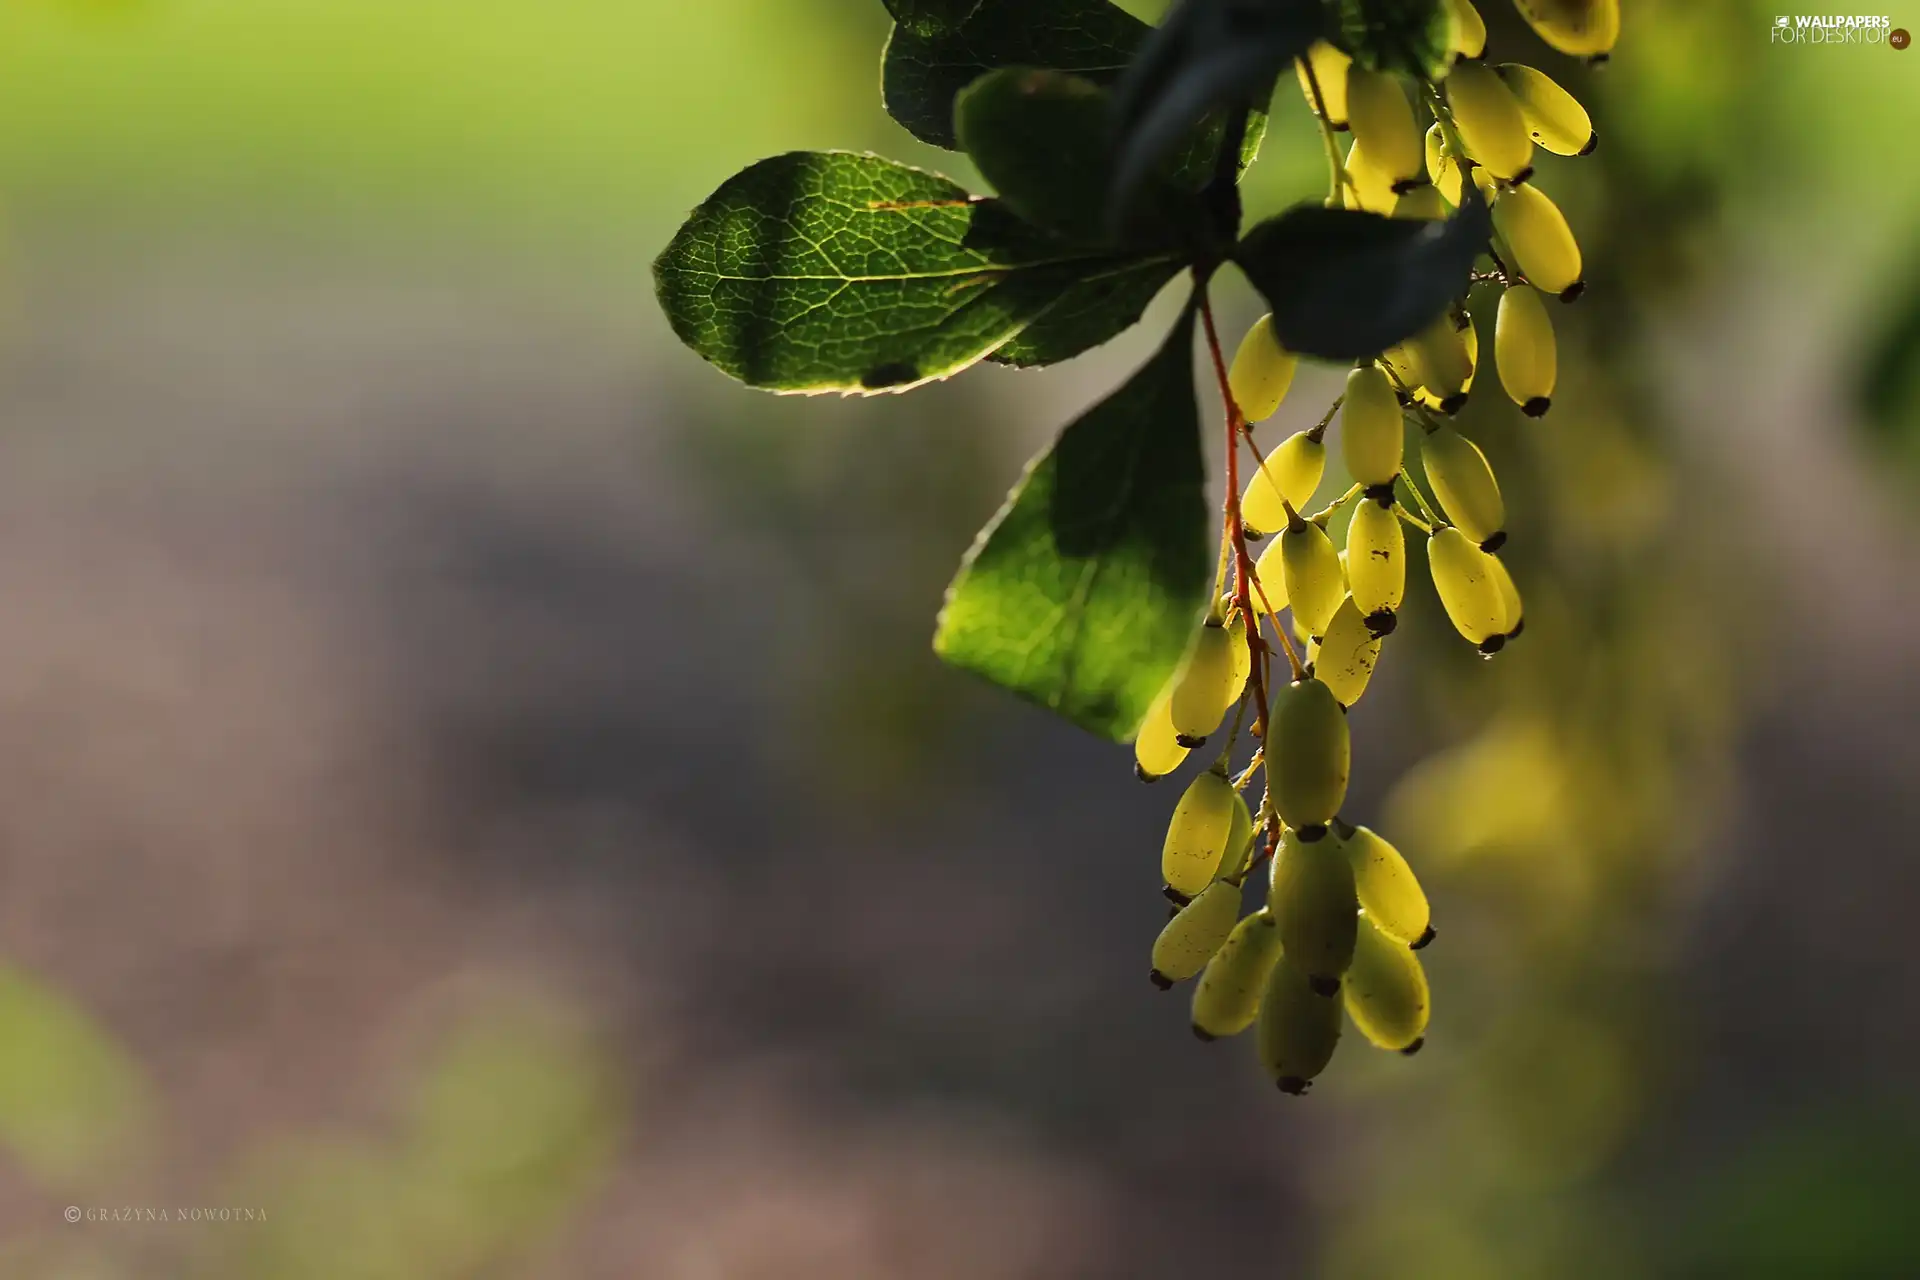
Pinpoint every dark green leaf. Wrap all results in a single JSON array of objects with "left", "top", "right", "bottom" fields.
[
  {"left": 1335, "top": 0, "right": 1453, "bottom": 78},
  {"left": 883, "top": 0, "right": 984, "bottom": 37},
  {"left": 1109, "top": 0, "right": 1321, "bottom": 217},
  {"left": 1233, "top": 183, "right": 1492, "bottom": 360},
  {"left": 955, "top": 69, "right": 1117, "bottom": 243},
  {"left": 1857, "top": 258, "right": 1920, "bottom": 460},
  {"left": 1169, "top": 103, "right": 1271, "bottom": 186},
  {"left": 935, "top": 309, "right": 1213, "bottom": 741},
  {"left": 882, "top": 0, "right": 1149, "bottom": 150},
  {"left": 990, "top": 256, "right": 1184, "bottom": 367},
  {"left": 654, "top": 151, "right": 1107, "bottom": 394},
  {"left": 955, "top": 68, "right": 1215, "bottom": 249}
]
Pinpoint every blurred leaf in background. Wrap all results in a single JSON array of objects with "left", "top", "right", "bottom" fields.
[
  {"left": 1856, "top": 249, "right": 1920, "bottom": 479},
  {"left": 0, "top": 964, "right": 152, "bottom": 1188},
  {"left": 208, "top": 991, "right": 621, "bottom": 1280}
]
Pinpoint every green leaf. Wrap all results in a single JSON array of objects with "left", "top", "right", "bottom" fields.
[
  {"left": 883, "top": 0, "right": 984, "bottom": 37},
  {"left": 1169, "top": 103, "right": 1272, "bottom": 186},
  {"left": 990, "top": 255, "right": 1184, "bottom": 367},
  {"left": 882, "top": 0, "right": 1150, "bottom": 150},
  {"left": 654, "top": 151, "right": 1109, "bottom": 394},
  {"left": 935, "top": 309, "right": 1213, "bottom": 741},
  {"left": 1335, "top": 0, "right": 1453, "bottom": 78},
  {"left": 1233, "top": 183, "right": 1492, "bottom": 361},
  {"left": 955, "top": 68, "right": 1218, "bottom": 250},
  {"left": 955, "top": 69, "right": 1116, "bottom": 243},
  {"left": 1857, "top": 257, "right": 1920, "bottom": 466},
  {"left": 1109, "top": 0, "right": 1321, "bottom": 216}
]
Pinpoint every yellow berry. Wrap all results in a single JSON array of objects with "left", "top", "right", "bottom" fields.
[
  {"left": 1445, "top": 59, "right": 1535, "bottom": 183},
  {"left": 1134, "top": 686, "right": 1187, "bottom": 781},
  {"left": 1192, "top": 909, "right": 1283, "bottom": 1039},
  {"left": 1495, "top": 63, "right": 1596, "bottom": 156},
  {"left": 1228, "top": 315, "right": 1298, "bottom": 422},
  {"left": 1242, "top": 431, "right": 1326, "bottom": 536},
  {"left": 1421, "top": 424, "right": 1506, "bottom": 547},
  {"left": 1495, "top": 284, "right": 1557, "bottom": 416},
  {"left": 1269, "top": 678, "right": 1350, "bottom": 829},
  {"left": 1341, "top": 363, "right": 1404, "bottom": 488},
  {"left": 1257, "top": 953, "right": 1343, "bottom": 1093},
  {"left": 1150, "top": 881, "right": 1242, "bottom": 986},
  {"left": 1346, "top": 497, "right": 1406, "bottom": 629},
  {"left": 1492, "top": 183, "right": 1584, "bottom": 300},
  {"left": 1162, "top": 769, "right": 1237, "bottom": 897},
  {"left": 1344, "top": 912, "right": 1431, "bottom": 1051},
  {"left": 1296, "top": 42, "right": 1352, "bottom": 128},
  {"left": 1427, "top": 526, "right": 1508, "bottom": 649},
  {"left": 1346, "top": 68, "right": 1424, "bottom": 192}
]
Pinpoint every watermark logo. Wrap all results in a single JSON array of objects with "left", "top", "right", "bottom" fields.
[
  {"left": 1770, "top": 14, "right": 1901, "bottom": 44},
  {"left": 65, "top": 1205, "right": 269, "bottom": 1225}
]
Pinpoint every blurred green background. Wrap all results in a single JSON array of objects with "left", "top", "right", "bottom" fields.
[{"left": 0, "top": 0, "right": 1916, "bottom": 1275}]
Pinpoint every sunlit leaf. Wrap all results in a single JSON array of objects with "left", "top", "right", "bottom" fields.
[
  {"left": 936, "top": 308, "right": 1212, "bottom": 739},
  {"left": 654, "top": 151, "right": 1111, "bottom": 394}
]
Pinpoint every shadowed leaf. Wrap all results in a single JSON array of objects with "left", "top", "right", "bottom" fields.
[
  {"left": 990, "top": 256, "right": 1185, "bottom": 367},
  {"left": 1233, "top": 183, "right": 1491, "bottom": 360},
  {"left": 884, "top": 0, "right": 985, "bottom": 37},
  {"left": 1109, "top": 0, "right": 1321, "bottom": 218},
  {"left": 883, "top": 0, "right": 1149, "bottom": 150}
]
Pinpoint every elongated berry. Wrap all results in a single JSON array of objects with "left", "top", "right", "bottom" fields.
[
  {"left": 1242, "top": 431, "right": 1326, "bottom": 536},
  {"left": 1340, "top": 137, "right": 1398, "bottom": 213},
  {"left": 1269, "top": 678, "right": 1350, "bottom": 830},
  {"left": 1446, "top": 60, "right": 1535, "bottom": 182},
  {"left": 1296, "top": 42, "right": 1352, "bottom": 128},
  {"left": 1217, "top": 789, "right": 1255, "bottom": 883},
  {"left": 1171, "top": 620, "right": 1245, "bottom": 745},
  {"left": 1495, "top": 284, "right": 1556, "bottom": 416},
  {"left": 1279, "top": 514, "right": 1344, "bottom": 638},
  {"left": 1224, "top": 611, "right": 1252, "bottom": 696},
  {"left": 1314, "top": 595, "right": 1383, "bottom": 707},
  {"left": 1151, "top": 881, "right": 1242, "bottom": 987},
  {"left": 1421, "top": 424, "right": 1505, "bottom": 547},
  {"left": 1229, "top": 315, "right": 1297, "bottom": 422},
  {"left": 1404, "top": 313, "right": 1473, "bottom": 412},
  {"left": 1346, "top": 497, "right": 1405, "bottom": 632},
  {"left": 1192, "top": 910, "right": 1283, "bottom": 1039},
  {"left": 1495, "top": 63, "right": 1596, "bottom": 156},
  {"left": 1257, "top": 953, "right": 1342, "bottom": 1093},
  {"left": 1344, "top": 912, "right": 1431, "bottom": 1051},
  {"left": 1342, "top": 364, "right": 1404, "bottom": 487},
  {"left": 1252, "top": 538, "right": 1290, "bottom": 617},
  {"left": 1445, "top": 0, "right": 1487, "bottom": 58},
  {"left": 1512, "top": 0, "right": 1619, "bottom": 60},
  {"left": 1486, "top": 551, "right": 1524, "bottom": 638},
  {"left": 1345, "top": 68, "right": 1423, "bottom": 191},
  {"left": 1134, "top": 686, "right": 1187, "bottom": 781},
  {"left": 1337, "top": 819, "right": 1431, "bottom": 946},
  {"left": 1268, "top": 825, "right": 1359, "bottom": 990},
  {"left": 1427, "top": 526, "right": 1507, "bottom": 649},
  {"left": 1492, "top": 183, "right": 1584, "bottom": 300},
  {"left": 1415, "top": 316, "right": 1477, "bottom": 414},
  {"left": 1162, "top": 769, "right": 1237, "bottom": 897}
]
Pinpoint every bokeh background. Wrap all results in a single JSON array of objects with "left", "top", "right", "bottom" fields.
[{"left": 0, "top": 0, "right": 1915, "bottom": 1275}]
